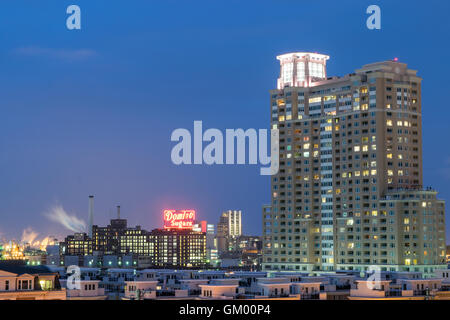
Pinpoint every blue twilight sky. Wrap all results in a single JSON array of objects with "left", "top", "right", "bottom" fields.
[{"left": 1, "top": 0, "right": 450, "bottom": 242}]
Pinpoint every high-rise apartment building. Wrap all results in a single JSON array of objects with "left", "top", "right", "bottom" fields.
[
  {"left": 217, "top": 210, "right": 242, "bottom": 254},
  {"left": 262, "top": 52, "right": 446, "bottom": 276},
  {"left": 219, "top": 210, "right": 242, "bottom": 237}
]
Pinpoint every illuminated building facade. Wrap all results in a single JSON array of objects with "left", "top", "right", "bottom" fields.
[
  {"left": 61, "top": 233, "right": 93, "bottom": 256},
  {"left": 61, "top": 210, "right": 207, "bottom": 267},
  {"left": 194, "top": 221, "right": 219, "bottom": 266},
  {"left": 92, "top": 218, "right": 128, "bottom": 255},
  {"left": 119, "top": 228, "right": 154, "bottom": 256},
  {"left": 217, "top": 210, "right": 242, "bottom": 254},
  {"left": 150, "top": 210, "right": 207, "bottom": 267},
  {"left": 62, "top": 217, "right": 152, "bottom": 257},
  {"left": 262, "top": 53, "right": 446, "bottom": 276},
  {"left": 150, "top": 229, "right": 206, "bottom": 267}
]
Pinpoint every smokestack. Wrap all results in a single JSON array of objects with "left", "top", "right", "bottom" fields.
[
  {"left": 117, "top": 205, "right": 121, "bottom": 219},
  {"left": 88, "top": 195, "right": 94, "bottom": 238}
]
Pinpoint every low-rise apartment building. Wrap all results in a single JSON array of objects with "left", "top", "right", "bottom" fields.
[{"left": 0, "top": 264, "right": 66, "bottom": 300}]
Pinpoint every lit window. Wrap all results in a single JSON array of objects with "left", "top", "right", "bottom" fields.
[
  {"left": 283, "top": 64, "right": 293, "bottom": 84},
  {"left": 296, "top": 62, "right": 305, "bottom": 82},
  {"left": 309, "top": 97, "right": 321, "bottom": 104},
  {"left": 309, "top": 62, "right": 324, "bottom": 78}
]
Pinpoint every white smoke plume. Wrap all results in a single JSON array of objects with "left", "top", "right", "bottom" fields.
[
  {"left": 37, "top": 236, "right": 54, "bottom": 250},
  {"left": 45, "top": 205, "right": 86, "bottom": 233},
  {"left": 21, "top": 227, "right": 39, "bottom": 245},
  {"left": 20, "top": 228, "right": 56, "bottom": 250}
]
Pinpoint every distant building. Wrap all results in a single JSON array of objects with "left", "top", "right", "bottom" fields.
[
  {"left": 217, "top": 210, "right": 242, "bottom": 254},
  {"left": 150, "top": 229, "right": 206, "bottom": 267},
  {"left": 222, "top": 210, "right": 242, "bottom": 237},
  {"left": 60, "top": 233, "right": 93, "bottom": 256},
  {"left": 220, "top": 236, "right": 262, "bottom": 269},
  {"left": 194, "top": 221, "right": 219, "bottom": 267},
  {"left": 60, "top": 215, "right": 150, "bottom": 259},
  {"left": 60, "top": 209, "right": 207, "bottom": 268}
]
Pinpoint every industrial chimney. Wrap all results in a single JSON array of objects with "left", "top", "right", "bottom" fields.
[{"left": 88, "top": 195, "right": 94, "bottom": 238}]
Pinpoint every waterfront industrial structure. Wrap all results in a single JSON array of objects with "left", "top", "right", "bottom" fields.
[{"left": 60, "top": 202, "right": 207, "bottom": 268}]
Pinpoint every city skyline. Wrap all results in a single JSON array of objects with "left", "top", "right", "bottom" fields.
[{"left": 1, "top": 0, "right": 450, "bottom": 242}]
